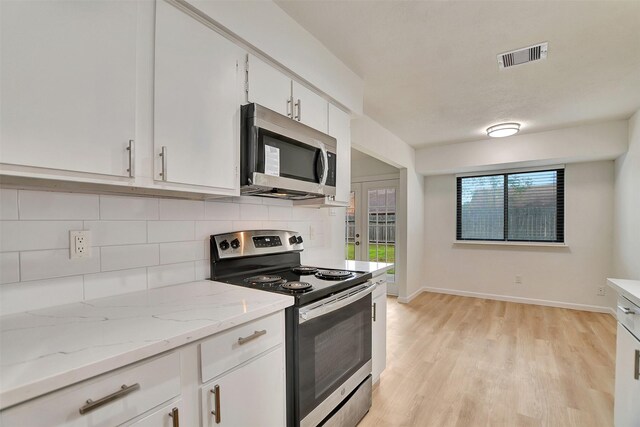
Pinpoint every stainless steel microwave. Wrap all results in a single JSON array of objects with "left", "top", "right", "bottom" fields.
[{"left": 240, "top": 103, "right": 337, "bottom": 200}]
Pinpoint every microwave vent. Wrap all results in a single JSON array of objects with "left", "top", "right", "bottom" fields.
[{"left": 498, "top": 42, "right": 548, "bottom": 69}]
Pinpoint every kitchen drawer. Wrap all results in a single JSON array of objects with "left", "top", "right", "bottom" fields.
[
  {"left": 200, "top": 311, "right": 284, "bottom": 383},
  {"left": 617, "top": 295, "right": 640, "bottom": 339},
  {"left": 371, "top": 277, "right": 387, "bottom": 299},
  {"left": 126, "top": 399, "right": 184, "bottom": 427},
  {"left": 1, "top": 352, "right": 181, "bottom": 427}
]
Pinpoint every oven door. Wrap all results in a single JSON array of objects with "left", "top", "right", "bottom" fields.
[{"left": 294, "top": 283, "right": 374, "bottom": 427}]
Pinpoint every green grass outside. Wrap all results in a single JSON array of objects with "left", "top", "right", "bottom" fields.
[{"left": 346, "top": 243, "right": 395, "bottom": 274}]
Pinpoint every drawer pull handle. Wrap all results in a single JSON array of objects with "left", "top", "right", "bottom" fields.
[
  {"left": 635, "top": 350, "right": 640, "bottom": 381},
  {"left": 618, "top": 305, "right": 636, "bottom": 315},
  {"left": 168, "top": 407, "right": 180, "bottom": 427},
  {"left": 210, "top": 384, "right": 221, "bottom": 423},
  {"left": 238, "top": 329, "right": 267, "bottom": 345},
  {"left": 372, "top": 302, "right": 377, "bottom": 322},
  {"left": 79, "top": 383, "right": 140, "bottom": 415}
]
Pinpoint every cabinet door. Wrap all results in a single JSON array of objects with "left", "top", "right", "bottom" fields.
[
  {"left": 293, "top": 81, "right": 329, "bottom": 133},
  {"left": 154, "top": 0, "right": 243, "bottom": 191},
  {"left": 201, "top": 346, "right": 285, "bottom": 427},
  {"left": 614, "top": 323, "right": 640, "bottom": 427},
  {"left": 328, "top": 104, "right": 352, "bottom": 204},
  {"left": 372, "top": 282, "right": 387, "bottom": 383},
  {"left": 0, "top": 0, "right": 137, "bottom": 177},
  {"left": 127, "top": 399, "right": 183, "bottom": 427},
  {"left": 246, "top": 54, "right": 292, "bottom": 117}
]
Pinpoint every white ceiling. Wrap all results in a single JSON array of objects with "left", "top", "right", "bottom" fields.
[{"left": 276, "top": 1, "right": 640, "bottom": 148}]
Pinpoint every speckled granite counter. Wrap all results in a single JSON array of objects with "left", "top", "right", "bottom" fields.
[{"left": 0, "top": 280, "right": 293, "bottom": 409}]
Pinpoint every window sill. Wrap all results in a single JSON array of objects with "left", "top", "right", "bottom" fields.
[{"left": 453, "top": 240, "right": 568, "bottom": 248}]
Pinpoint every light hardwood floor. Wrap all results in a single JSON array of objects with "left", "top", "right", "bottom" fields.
[{"left": 359, "top": 292, "right": 616, "bottom": 427}]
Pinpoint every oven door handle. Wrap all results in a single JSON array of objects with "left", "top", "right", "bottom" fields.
[{"left": 298, "top": 282, "right": 376, "bottom": 324}]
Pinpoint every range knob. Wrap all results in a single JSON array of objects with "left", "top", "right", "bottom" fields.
[
  {"left": 219, "top": 240, "right": 230, "bottom": 251},
  {"left": 296, "top": 236, "right": 303, "bottom": 244},
  {"left": 230, "top": 238, "right": 241, "bottom": 249},
  {"left": 289, "top": 236, "right": 297, "bottom": 245}
]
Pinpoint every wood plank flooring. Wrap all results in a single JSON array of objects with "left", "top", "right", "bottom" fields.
[{"left": 359, "top": 292, "right": 617, "bottom": 427}]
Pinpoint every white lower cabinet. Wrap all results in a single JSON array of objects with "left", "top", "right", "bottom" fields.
[
  {"left": 615, "top": 323, "right": 640, "bottom": 427},
  {"left": 0, "top": 312, "right": 287, "bottom": 427},
  {"left": 200, "top": 346, "right": 285, "bottom": 427},
  {"left": 372, "top": 276, "right": 388, "bottom": 384}
]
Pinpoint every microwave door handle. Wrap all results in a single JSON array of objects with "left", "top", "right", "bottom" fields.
[
  {"left": 319, "top": 146, "right": 329, "bottom": 185},
  {"left": 299, "top": 282, "right": 375, "bottom": 324}
]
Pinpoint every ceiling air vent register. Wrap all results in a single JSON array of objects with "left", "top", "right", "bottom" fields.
[{"left": 498, "top": 42, "right": 548, "bottom": 69}]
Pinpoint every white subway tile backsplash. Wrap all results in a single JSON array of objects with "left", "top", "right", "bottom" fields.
[
  {"left": 159, "top": 199, "right": 205, "bottom": 220},
  {"left": 205, "top": 201, "right": 240, "bottom": 220},
  {"left": 84, "top": 268, "right": 147, "bottom": 300},
  {"left": 239, "top": 203, "right": 269, "bottom": 220},
  {"left": 100, "top": 195, "right": 159, "bottom": 220},
  {"left": 21, "top": 249, "right": 100, "bottom": 281},
  {"left": 19, "top": 190, "right": 99, "bottom": 220},
  {"left": 261, "top": 198, "right": 293, "bottom": 207},
  {"left": 268, "top": 205, "right": 293, "bottom": 221},
  {"left": 148, "top": 262, "right": 195, "bottom": 289},
  {"left": 236, "top": 196, "right": 263, "bottom": 204},
  {"left": 232, "top": 220, "right": 264, "bottom": 230},
  {"left": 195, "top": 259, "right": 210, "bottom": 281},
  {"left": 195, "top": 221, "right": 233, "bottom": 239},
  {"left": 292, "top": 206, "right": 322, "bottom": 221},
  {"left": 0, "top": 221, "right": 82, "bottom": 252},
  {"left": 160, "top": 241, "right": 205, "bottom": 264},
  {"left": 148, "top": 221, "right": 194, "bottom": 243},
  {"left": 100, "top": 244, "right": 159, "bottom": 272},
  {"left": 0, "top": 276, "right": 84, "bottom": 315},
  {"left": 84, "top": 221, "right": 147, "bottom": 246},
  {"left": 0, "top": 252, "right": 20, "bottom": 284},
  {"left": 0, "top": 189, "right": 18, "bottom": 220}
]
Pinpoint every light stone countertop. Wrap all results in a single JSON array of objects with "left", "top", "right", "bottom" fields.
[
  {"left": 0, "top": 280, "right": 293, "bottom": 410},
  {"left": 320, "top": 260, "right": 394, "bottom": 277},
  {"left": 607, "top": 278, "right": 640, "bottom": 307}
]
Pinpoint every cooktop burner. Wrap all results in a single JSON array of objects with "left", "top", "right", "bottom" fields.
[
  {"left": 315, "top": 270, "right": 354, "bottom": 280},
  {"left": 245, "top": 275, "right": 284, "bottom": 284},
  {"left": 291, "top": 266, "right": 318, "bottom": 275},
  {"left": 281, "top": 281, "right": 312, "bottom": 291}
]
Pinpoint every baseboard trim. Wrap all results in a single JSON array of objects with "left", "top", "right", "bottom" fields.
[
  {"left": 397, "top": 287, "right": 424, "bottom": 304},
  {"left": 408, "top": 286, "right": 614, "bottom": 314}
]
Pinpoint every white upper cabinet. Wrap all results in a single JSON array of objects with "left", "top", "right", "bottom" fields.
[
  {"left": 246, "top": 54, "right": 292, "bottom": 117},
  {"left": 0, "top": 0, "right": 137, "bottom": 177},
  {"left": 328, "top": 104, "right": 352, "bottom": 205},
  {"left": 154, "top": 0, "right": 244, "bottom": 192},
  {"left": 292, "top": 82, "right": 329, "bottom": 133}
]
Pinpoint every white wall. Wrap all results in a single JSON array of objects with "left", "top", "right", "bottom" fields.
[
  {"left": 416, "top": 120, "right": 628, "bottom": 176},
  {"left": 613, "top": 110, "right": 640, "bottom": 279},
  {"left": 351, "top": 155, "right": 399, "bottom": 179},
  {"left": 0, "top": 190, "right": 344, "bottom": 315},
  {"left": 422, "top": 161, "right": 616, "bottom": 312}
]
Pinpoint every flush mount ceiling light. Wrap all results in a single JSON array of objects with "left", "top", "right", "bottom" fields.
[{"left": 487, "top": 123, "right": 520, "bottom": 138}]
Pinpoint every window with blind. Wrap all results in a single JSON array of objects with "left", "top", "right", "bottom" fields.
[{"left": 456, "top": 169, "right": 564, "bottom": 243}]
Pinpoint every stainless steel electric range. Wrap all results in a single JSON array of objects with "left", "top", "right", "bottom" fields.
[{"left": 210, "top": 229, "right": 374, "bottom": 427}]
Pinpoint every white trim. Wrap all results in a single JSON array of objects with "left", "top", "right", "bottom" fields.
[
  {"left": 350, "top": 173, "right": 400, "bottom": 183},
  {"left": 397, "top": 287, "right": 424, "bottom": 304},
  {"left": 455, "top": 164, "right": 565, "bottom": 177},
  {"left": 401, "top": 286, "right": 615, "bottom": 314},
  {"left": 453, "top": 240, "right": 568, "bottom": 248}
]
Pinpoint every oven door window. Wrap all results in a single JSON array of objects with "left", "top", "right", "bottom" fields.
[
  {"left": 258, "top": 130, "right": 323, "bottom": 183},
  {"left": 296, "top": 293, "right": 372, "bottom": 420}
]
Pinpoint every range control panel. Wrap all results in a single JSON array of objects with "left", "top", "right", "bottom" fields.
[
  {"left": 252, "top": 236, "right": 282, "bottom": 248},
  {"left": 212, "top": 230, "right": 303, "bottom": 260}
]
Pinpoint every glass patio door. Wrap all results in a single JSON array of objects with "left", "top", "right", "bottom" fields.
[{"left": 345, "top": 180, "right": 398, "bottom": 283}]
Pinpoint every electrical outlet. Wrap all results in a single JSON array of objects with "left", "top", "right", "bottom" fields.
[
  {"left": 514, "top": 275, "right": 523, "bottom": 285},
  {"left": 70, "top": 230, "right": 91, "bottom": 259},
  {"left": 597, "top": 286, "right": 607, "bottom": 296}
]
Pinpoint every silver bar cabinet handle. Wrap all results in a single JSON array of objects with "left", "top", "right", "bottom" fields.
[
  {"left": 294, "top": 99, "right": 301, "bottom": 121},
  {"left": 635, "top": 350, "right": 640, "bottom": 380},
  {"left": 238, "top": 329, "right": 266, "bottom": 345},
  {"left": 168, "top": 406, "right": 180, "bottom": 427},
  {"left": 78, "top": 383, "right": 140, "bottom": 415},
  {"left": 618, "top": 305, "right": 636, "bottom": 315},
  {"left": 287, "top": 97, "right": 293, "bottom": 118},
  {"left": 372, "top": 302, "right": 377, "bottom": 322},
  {"left": 159, "top": 146, "right": 168, "bottom": 181},
  {"left": 126, "top": 139, "right": 135, "bottom": 178},
  {"left": 210, "top": 384, "right": 221, "bottom": 424}
]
